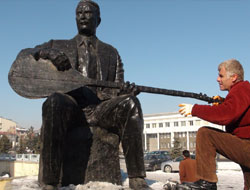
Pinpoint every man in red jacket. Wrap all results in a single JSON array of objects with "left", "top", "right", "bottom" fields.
[
  {"left": 179, "top": 59, "right": 250, "bottom": 190},
  {"left": 179, "top": 150, "right": 198, "bottom": 184}
]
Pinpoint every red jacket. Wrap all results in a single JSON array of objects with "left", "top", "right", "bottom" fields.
[
  {"left": 179, "top": 157, "right": 198, "bottom": 183},
  {"left": 192, "top": 81, "right": 250, "bottom": 138}
]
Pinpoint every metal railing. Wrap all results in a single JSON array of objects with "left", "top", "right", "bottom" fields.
[{"left": 0, "top": 154, "right": 40, "bottom": 162}]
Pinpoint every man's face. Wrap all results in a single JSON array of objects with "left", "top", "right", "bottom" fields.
[
  {"left": 76, "top": 3, "right": 99, "bottom": 36},
  {"left": 217, "top": 66, "right": 235, "bottom": 91}
]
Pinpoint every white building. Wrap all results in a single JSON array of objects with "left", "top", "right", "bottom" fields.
[
  {"left": 0, "top": 117, "right": 17, "bottom": 147},
  {"left": 0, "top": 117, "right": 17, "bottom": 134},
  {"left": 0, "top": 117, "right": 30, "bottom": 148},
  {"left": 143, "top": 112, "right": 224, "bottom": 153}
]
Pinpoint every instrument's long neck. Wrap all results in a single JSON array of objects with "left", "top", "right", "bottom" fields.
[{"left": 87, "top": 81, "right": 217, "bottom": 103}]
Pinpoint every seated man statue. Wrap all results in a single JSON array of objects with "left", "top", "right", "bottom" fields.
[{"left": 11, "top": 1, "right": 150, "bottom": 190}]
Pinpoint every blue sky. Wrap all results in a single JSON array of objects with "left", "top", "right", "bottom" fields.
[{"left": 1, "top": 0, "right": 250, "bottom": 129}]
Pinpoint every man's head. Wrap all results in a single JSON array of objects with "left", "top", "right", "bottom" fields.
[
  {"left": 217, "top": 59, "right": 244, "bottom": 91},
  {"left": 76, "top": 0, "right": 101, "bottom": 36},
  {"left": 182, "top": 150, "right": 190, "bottom": 158}
]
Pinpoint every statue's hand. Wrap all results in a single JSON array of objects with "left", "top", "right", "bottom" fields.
[
  {"left": 33, "top": 48, "right": 72, "bottom": 71},
  {"left": 120, "top": 81, "right": 140, "bottom": 96}
]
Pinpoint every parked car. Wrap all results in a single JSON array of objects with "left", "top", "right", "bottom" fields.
[
  {"left": 0, "top": 153, "right": 16, "bottom": 161},
  {"left": 161, "top": 154, "right": 195, "bottom": 173},
  {"left": 147, "top": 150, "right": 170, "bottom": 156},
  {"left": 144, "top": 153, "right": 171, "bottom": 171}
]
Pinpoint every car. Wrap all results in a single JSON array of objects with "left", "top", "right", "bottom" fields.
[
  {"left": 144, "top": 153, "right": 171, "bottom": 171},
  {"left": 146, "top": 150, "right": 170, "bottom": 156},
  {"left": 0, "top": 153, "right": 16, "bottom": 161},
  {"left": 161, "top": 154, "right": 195, "bottom": 173}
]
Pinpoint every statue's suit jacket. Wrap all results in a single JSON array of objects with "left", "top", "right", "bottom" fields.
[{"left": 28, "top": 34, "right": 125, "bottom": 105}]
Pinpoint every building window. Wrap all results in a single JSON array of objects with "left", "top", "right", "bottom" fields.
[
  {"left": 152, "top": 123, "right": 156, "bottom": 128},
  {"left": 189, "top": 120, "right": 194, "bottom": 126},
  {"left": 174, "top": 122, "right": 179, "bottom": 127},
  {"left": 146, "top": 124, "right": 150, "bottom": 128},
  {"left": 160, "top": 133, "right": 170, "bottom": 139},
  {"left": 182, "top": 132, "right": 186, "bottom": 137},
  {"left": 161, "top": 143, "right": 167, "bottom": 148},
  {"left": 189, "top": 131, "right": 196, "bottom": 137},
  {"left": 183, "top": 142, "right": 186, "bottom": 147},
  {"left": 195, "top": 120, "right": 201, "bottom": 126},
  {"left": 159, "top": 123, "right": 163, "bottom": 128},
  {"left": 190, "top": 142, "right": 193, "bottom": 148},
  {"left": 165, "top": 122, "right": 170, "bottom": 127},
  {"left": 168, "top": 143, "right": 171, "bottom": 148},
  {"left": 181, "top": 121, "right": 186, "bottom": 126},
  {"left": 160, "top": 133, "right": 165, "bottom": 139}
]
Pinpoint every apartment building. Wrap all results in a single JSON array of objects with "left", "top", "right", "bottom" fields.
[
  {"left": 0, "top": 117, "right": 17, "bottom": 147},
  {"left": 0, "top": 117, "right": 30, "bottom": 147},
  {"left": 0, "top": 117, "right": 16, "bottom": 134},
  {"left": 143, "top": 112, "right": 224, "bottom": 153}
]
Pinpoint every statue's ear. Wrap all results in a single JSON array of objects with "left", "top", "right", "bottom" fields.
[{"left": 97, "top": 17, "right": 101, "bottom": 26}]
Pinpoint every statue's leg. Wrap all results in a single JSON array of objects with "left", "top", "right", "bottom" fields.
[
  {"left": 118, "top": 97, "right": 150, "bottom": 190},
  {"left": 117, "top": 96, "right": 145, "bottom": 178},
  {"left": 39, "top": 92, "right": 89, "bottom": 187},
  {"left": 93, "top": 96, "right": 150, "bottom": 189}
]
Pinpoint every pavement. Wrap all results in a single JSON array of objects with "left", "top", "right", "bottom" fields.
[{"left": 0, "top": 178, "right": 12, "bottom": 190}]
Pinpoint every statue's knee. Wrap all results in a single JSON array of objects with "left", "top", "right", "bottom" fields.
[
  {"left": 126, "top": 96, "right": 143, "bottom": 118},
  {"left": 127, "top": 96, "right": 140, "bottom": 106},
  {"left": 43, "top": 92, "right": 76, "bottom": 109},
  {"left": 43, "top": 92, "right": 63, "bottom": 106}
]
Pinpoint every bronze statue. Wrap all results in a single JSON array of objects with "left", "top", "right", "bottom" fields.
[{"left": 9, "top": 1, "right": 150, "bottom": 190}]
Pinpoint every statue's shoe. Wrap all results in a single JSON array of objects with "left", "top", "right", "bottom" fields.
[
  {"left": 41, "top": 184, "right": 58, "bottom": 190},
  {"left": 129, "top": 177, "right": 153, "bottom": 190}
]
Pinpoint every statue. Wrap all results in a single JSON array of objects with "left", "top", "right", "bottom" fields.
[{"left": 9, "top": 1, "right": 150, "bottom": 190}]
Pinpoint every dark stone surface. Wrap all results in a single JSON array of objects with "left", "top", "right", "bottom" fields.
[
  {"left": 62, "top": 127, "right": 92, "bottom": 186},
  {"left": 85, "top": 127, "right": 121, "bottom": 185}
]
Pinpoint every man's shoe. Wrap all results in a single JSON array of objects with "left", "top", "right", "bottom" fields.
[
  {"left": 189, "top": 179, "right": 217, "bottom": 190},
  {"left": 129, "top": 177, "right": 152, "bottom": 190}
]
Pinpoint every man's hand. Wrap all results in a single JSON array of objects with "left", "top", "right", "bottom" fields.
[
  {"left": 33, "top": 48, "right": 72, "bottom": 71},
  {"left": 179, "top": 103, "right": 193, "bottom": 117},
  {"left": 212, "top": 95, "right": 224, "bottom": 106},
  {"left": 120, "top": 81, "right": 140, "bottom": 96}
]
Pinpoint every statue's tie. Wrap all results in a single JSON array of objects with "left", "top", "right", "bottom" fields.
[{"left": 85, "top": 40, "right": 97, "bottom": 79}]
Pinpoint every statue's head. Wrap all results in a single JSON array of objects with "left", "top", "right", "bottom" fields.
[{"left": 76, "top": 0, "right": 101, "bottom": 36}]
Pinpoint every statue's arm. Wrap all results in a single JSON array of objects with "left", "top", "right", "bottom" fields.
[
  {"left": 16, "top": 40, "right": 72, "bottom": 72},
  {"left": 114, "top": 52, "right": 139, "bottom": 96},
  {"left": 16, "top": 40, "right": 54, "bottom": 58},
  {"left": 115, "top": 53, "right": 124, "bottom": 83}
]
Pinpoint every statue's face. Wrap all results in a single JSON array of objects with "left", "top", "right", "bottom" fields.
[{"left": 76, "top": 3, "right": 99, "bottom": 36}]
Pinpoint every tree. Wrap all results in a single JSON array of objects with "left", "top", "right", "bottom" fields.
[
  {"left": 25, "top": 126, "right": 41, "bottom": 153},
  {"left": 170, "top": 137, "right": 182, "bottom": 159},
  {"left": 29, "top": 134, "right": 41, "bottom": 154},
  {"left": 17, "top": 137, "right": 26, "bottom": 154},
  {"left": 0, "top": 135, "right": 12, "bottom": 153}
]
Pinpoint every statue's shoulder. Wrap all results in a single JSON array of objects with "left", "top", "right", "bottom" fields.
[
  {"left": 49, "top": 38, "right": 77, "bottom": 48},
  {"left": 97, "top": 39, "right": 119, "bottom": 54}
]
